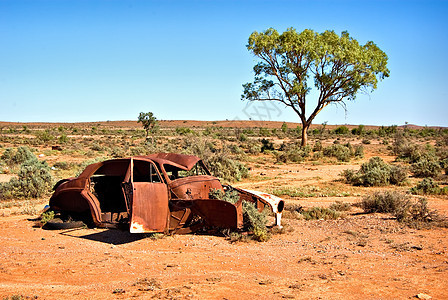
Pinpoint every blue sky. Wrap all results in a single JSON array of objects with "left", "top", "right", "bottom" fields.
[{"left": 1, "top": 0, "right": 447, "bottom": 126}]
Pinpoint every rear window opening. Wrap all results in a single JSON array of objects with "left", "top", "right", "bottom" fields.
[{"left": 164, "top": 162, "right": 209, "bottom": 180}]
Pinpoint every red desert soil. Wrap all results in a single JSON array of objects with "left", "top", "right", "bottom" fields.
[
  {"left": 0, "top": 208, "right": 447, "bottom": 299},
  {"left": 1, "top": 159, "right": 447, "bottom": 299},
  {"left": 0, "top": 120, "right": 447, "bottom": 299}
]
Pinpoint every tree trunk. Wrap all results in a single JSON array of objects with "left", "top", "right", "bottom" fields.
[{"left": 301, "top": 124, "right": 308, "bottom": 147}]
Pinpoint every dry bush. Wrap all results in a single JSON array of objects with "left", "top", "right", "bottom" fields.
[
  {"left": 342, "top": 157, "right": 407, "bottom": 186},
  {"left": 361, "top": 191, "right": 446, "bottom": 227}
]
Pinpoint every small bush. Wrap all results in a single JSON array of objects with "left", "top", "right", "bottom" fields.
[
  {"left": 1, "top": 146, "right": 36, "bottom": 167},
  {"left": 53, "top": 161, "right": 74, "bottom": 170},
  {"left": 276, "top": 145, "right": 310, "bottom": 163},
  {"left": 301, "top": 207, "right": 341, "bottom": 220},
  {"left": 389, "top": 165, "right": 408, "bottom": 185},
  {"left": 392, "top": 133, "right": 421, "bottom": 161},
  {"left": 323, "top": 144, "right": 352, "bottom": 162},
  {"left": 176, "top": 127, "right": 194, "bottom": 135},
  {"left": 412, "top": 154, "right": 442, "bottom": 178},
  {"left": 361, "top": 191, "right": 407, "bottom": 214},
  {"left": 210, "top": 189, "right": 269, "bottom": 241},
  {"left": 410, "top": 178, "right": 448, "bottom": 195},
  {"left": 0, "top": 159, "right": 54, "bottom": 199},
  {"left": 313, "top": 141, "right": 323, "bottom": 152},
  {"left": 354, "top": 145, "right": 364, "bottom": 158},
  {"left": 360, "top": 191, "right": 444, "bottom": 227},
  {"left": 342, "top": 157, "right": 407, "bottom": 186},
  {"left": 182, "top": 137, "right": 249, "bottom": 182},
  {"left": 333, "top": 126, "right": 349, "bottom": 135},
  {"left": 329, "top": 201, "right": 352, "bottom": 211},
  {"left": 261, "top": 138, "right": 274, "bottom": 152}
]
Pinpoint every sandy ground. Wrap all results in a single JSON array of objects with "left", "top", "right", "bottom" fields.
[
  {"left": 0, "top": 121, "right": 447, "bottom": 299},
  {"left": 1, "top": 159, "right": 447, "bottom": 299},
  {"left": 0, "top": 208, "right": 446, "bottom": 299}
]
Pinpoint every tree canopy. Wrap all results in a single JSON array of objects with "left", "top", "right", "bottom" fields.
[
  {"left": 242, "top": 28, "right": 390, "bottom": 146},
  {"left": 137, "top": 112, "right": 158, "bottom": 141}
]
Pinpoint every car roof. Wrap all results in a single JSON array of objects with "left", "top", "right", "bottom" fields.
[
  {"left": 143, "top": 153, "right": 202, "bottom": 171},
  {"left": 77, "top": 153, "right": 203, "bottom": 178}
]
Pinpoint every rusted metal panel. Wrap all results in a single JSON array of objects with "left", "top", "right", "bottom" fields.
[
  {"left": 129, "top": 182, "right": 169, "bottom": 233},
  {"left": 146, "top": 153, "right": 202, "bottom": 170},
  {"left": 169, "top": 176, "right": 223, "bottom": 199}
]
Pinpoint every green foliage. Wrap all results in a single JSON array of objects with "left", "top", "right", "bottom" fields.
[
  {"left": 354, "top": 145, "right": 364, "bottom": 158},
  {"left": 412, "top": 153, "right": 442, "bottom": 178},
  {"left": 301, "top": 207, "right": 341, "bottom": 220},
  {"left": 0, "top": 159, "right": 54, "bottom": 199},
  {"left": 312, "top": 141, "right": 323, "bottom": 152},
  {"left": 323, "top": 144, "right": 352, "bottom": 162},
  {"left": 34, "top": 129, "right": 55, "bottom": 143},
  {"left": 182, "top": 137, "right": 248, "bottom": 182},
  {"left": 361, "top": 191, "right": 407, "bottom": 214},
  {"left": 351, "top": 125, "right": 365, "bottom": 135},
  {"left": 333, "top": 126, "right": 349, "bottom": 135},
  {"left": 175, "top": 127, "right": 194, "bottom": 135},
  {"left": 261, "top": 138, "right": 274, "bottom": 152},
  {"left": 40, "top": 210, "right": 55, "bottom": 224},
  {"left": 242, "top": 27, "right": 389, "bottom": 146},
  {"left": 410, "top": 178, "right": 448, "bottom": 195},
  {"left": 342, "top": 157, "right": 407, "bottom": 186},
  {"left": 392, "top": 133, "right": 421, "bottom": 162},
  {"left": 137, "top": 112, "right": 158, "bottom": 139},
  {"left": 281, "top": 122, "right": 288, "bottom": 133},
  {"left": 276, "top": 144, "right": 310, "bottom": 163},
  {"left": 210, "top": 189, "right": 269, "bottom": 242},
  {"left": 1, "top": 146, "right": 36, "bottom": 167}
]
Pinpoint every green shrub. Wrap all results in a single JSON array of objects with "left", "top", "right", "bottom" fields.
[
  {"left": 392, "top": 133, "right": 421, "bottom": 162},
  {"left": 333, "top": 126, "right": 349, "bottom": 135},
  {"left": 412, "top": 154, "right": 442, "bottom": 178},
  {"left": 53, "top": 161, "right": 75, "bottom": 170},
  {"left": 276, "top": 145, "right": 310, "bottom": 163},
  {"left": 261, "top": 138, "right": 274, "bottom": 152},
  {"left": 301, "top": 207, "right": 341, "bottom": 220},
  {"left": 342, "top": 157, "right": 407, "bottom": 186},
  {"left": 91, "top": 143, "right": 105, "bottom": 151},
  {"left": 176, "top": 127, "right": 194, "bottom": 135},
  {"left": 361, "top": 191, "right": 407, "bottom": 214},
  {"left": 1, "top": 146, "right": 36, "bottom": 167},
  {"left": 410, "top": 178, "right": 448, "bottom": 195},
  {"left": 323, "top": 144, "right": 352, "bottom": 162},
  {"left": 0, "top": 159, "right": 54, "bottom": 199},
  {"left": 351, "top": 125, "right": 365, "bottom": 135},
  {"left": 40, "top": 210, "right": 55, "bottom": 224},
  {"left": 183, "top": 137, "right": 248, "bottom": 182},
  {"left": 312, "top": 141, "right": 323, "bottom": 152},
  {"left": 34, "top": 129, "right": 55, "bottom": 143},
  {"left": 361, "top": 139, "right": 371, "bottom": 144},
  {"left": 441, "top": 158, "right": 448, "bottom": 174},
  {"left": 362, "top": 190, "right": 445, "bottom": 227},
  {"left": 210, "top": 189, "right": 269, "bottom": 241},
  {"left": 354, "top": 145, "right": 364, "bottom": 158},
  {"left": 389, "top": 165, "right": 408, "bottom": 185}
]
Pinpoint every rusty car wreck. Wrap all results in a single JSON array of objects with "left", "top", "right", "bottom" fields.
[{"left": 48, "top": 153, "right": 284, "bottom": 234}]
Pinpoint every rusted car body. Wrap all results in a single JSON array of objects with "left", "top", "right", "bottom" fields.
[{"left": 49, "top": 153, "right": 284, "bottom": 234}]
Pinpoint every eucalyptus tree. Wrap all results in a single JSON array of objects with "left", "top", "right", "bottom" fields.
[
  {"left": 242, "top": 28, "right": 389, "bottom": 146},
  {"left": 137, "top": 111, "right": 158, "bottom": 143}
]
